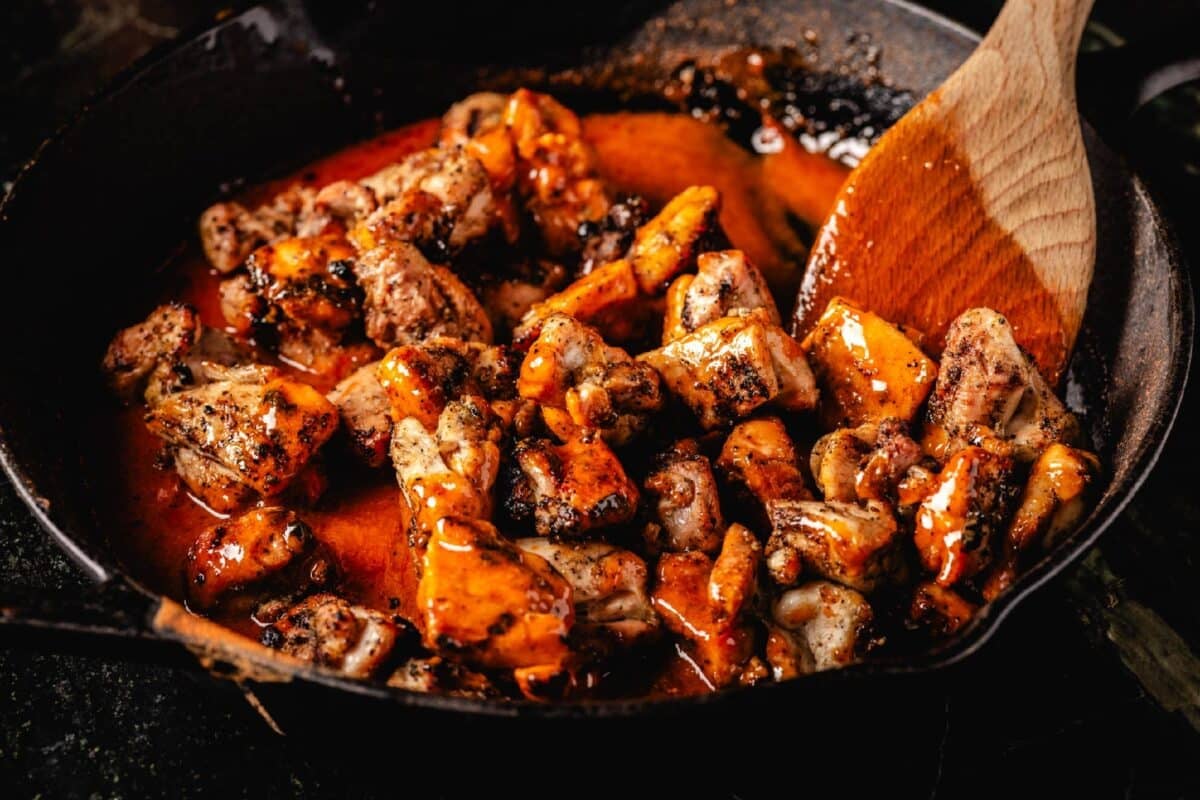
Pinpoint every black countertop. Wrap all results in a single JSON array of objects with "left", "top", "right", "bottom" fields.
[{"left": 2, "top": 1, "right": 1199, "bottom": 797}]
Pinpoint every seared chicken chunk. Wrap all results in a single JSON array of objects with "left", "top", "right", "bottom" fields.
[
  {"left": 145, "top": 365, "right": 339, "bottom": 500},
  {"left": 627, "top": 185, "right": 721, "bottom": 294},
  {"left": 183, "top": 507, "right": 335, "bottom": 613},
  {"left": 910, "top": 581, "right": 978, "bottom": 638},
  {"left": 376, "top": 337, "right": 517, "bottom": 429},
  {"left": 512, "top": 259, "right": 643, "bottom": 348},
  {"left": 518, "top": 313, "right": 662, "bottom": 444},
  {"left": 662, "top": 249, "right": 778, "bottom": 343},
  {"left": 716, "top": 417, "right": 811, "bottom": 523},
  {"left": 388, "top": 656, "right": 500, "bottom": 698},
  {"left": 640, "top": 310, "right": 817, "bottom": 430},
  {"left": 198, "top": 184, "right": 315, "bottom": 273},
  {"left": 418, "top": 517, "right": 573, "bottom": 670},
  {"left": 241, "top": 234, "right": 361, "bottom": 332},
  {"left": 801, "top": 297, "right": 938, "bottom": 428},
  {"left": 516, "top": 538, "right": 658, "bottom": 648},
  {"left": 925, "top": 308, "right": 1079, "bottom": 462},
  {"left": 506, "top": 436, "right": 640, "bottom": 539},
  {"left": 766, "top": 581, "right": 872, "bottom": 677},
  {"left": 354, "top": 146, "right": 498, "bottom": 258},
  {"left": 328, "top": 362, "right": 393, "bottom": 467},
  {"left": 577, "top": 194, "right": 650, "bottom": 275},
  {"left": 262, "top": 593, "right": 399, "bottom": 678},
  {"left": 766, "top": 499, "right": 905, "bottom": 592},
  {"left": 914, "top": 444, "right": 1015, "bottom": 587},
  {"left": 809, "top": 418, "right": 923, "bottom": 503},
  {"left": 643, "top": 439, "right": 724, "bottom": 554},
  {"left": 651, "top": 524, "right": 761, "bottom": 688},
  {"left": 295, "top": 180, "right": 378, "bottom": 237},
  {"left": 353, "top": 240, "right": 492, "bottom": 348},
  {"left": 102, "top": 303, "right": 201, "bottom": 402},
  {"left": 983, "top": 444, "right": 1099, "bottom": 600}
]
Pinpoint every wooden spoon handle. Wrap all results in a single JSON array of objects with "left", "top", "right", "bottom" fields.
[{"left": 979, "top": 0, "right": 1095, "bottom": 92}]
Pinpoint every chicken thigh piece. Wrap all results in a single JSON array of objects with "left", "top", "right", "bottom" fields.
[
  {"left": 376, "top": 337, "right": 518, "bottom": 429},
  {"left": 925, "top": 308, "right": 1079, "bottom": 462},
  {"left": 198, "top": 184, "right": 315, "bottom": 273},
  {"left": 511, "top": 259, "right": 643, "bottom": 348},
  {"left": 662, "top": 249, "right": 779, "bottom": 344},
  {"left": 765, "top": 498, "right": 905, "bottom": 592},
  {"left": 518, "top": 313, "right": 662, "bottom": 445},
  {"left": 643, "top": 439, "right": 725, "bottom": 554},
  {"left": 715, "top": 416, "right": 812, "bottom": 524},
  {"left": 262, "top": 593, "right": 399, "bottom": 679},
  {"left": 766, "top": 581, "right": 872, "bottom": 677},
  {"left": 640, "top": 311, "right": 818, "bottom": 430},
  {"left": 627, "top": 185, "right": 721, "bottom": 294},
  {"left": 327, "top": 362, "right": 393, "bottom": 467},
  {"left": 102, "top": 303, "right": 201, "bottom": 402},
  {"left": 505, "top": 436, "right": 640, "bottom": 539},
  {"left": 240, "top": 234, "right": 362, "bottom": 333},
  {"left": 809, "top": 418, "right": 923, "bottom": 503},
  {"left": 801, "top": 297, "right": 938, "bottom": 429}
]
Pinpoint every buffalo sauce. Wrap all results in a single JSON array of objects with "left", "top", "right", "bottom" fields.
[{"left": 92, "top": 112, "right": 849, "bottom": 695}]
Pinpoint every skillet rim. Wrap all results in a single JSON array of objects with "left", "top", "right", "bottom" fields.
[{"left": 0, "top": 0, "right": 1193, "bottom": 718}]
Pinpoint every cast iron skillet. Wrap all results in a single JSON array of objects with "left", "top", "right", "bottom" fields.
[{"left": 0, "top": 0, "right": 1193, "bottom": 729}]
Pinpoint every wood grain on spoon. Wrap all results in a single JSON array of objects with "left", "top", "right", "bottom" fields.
[{"left": 793, "top": 0, "right": 1096, "bottom": 385}]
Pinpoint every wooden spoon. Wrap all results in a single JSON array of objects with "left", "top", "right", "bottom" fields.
[{"left": 792, "top": 0, "right": 1096, "bottom": 385}]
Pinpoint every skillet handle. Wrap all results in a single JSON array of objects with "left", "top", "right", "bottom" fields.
[
  {"left": 0, "top": 580, "right": 198, "bottom": 669},
  {"left": 1078, "top": 13, "right": 1200, "bottom": 146}
]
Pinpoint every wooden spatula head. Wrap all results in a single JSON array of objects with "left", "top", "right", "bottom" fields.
[{"left": 793, "top": 0, "right": 1096, "bottom": 385}]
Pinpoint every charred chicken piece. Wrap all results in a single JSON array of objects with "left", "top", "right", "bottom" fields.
[
  {"left": 640, "top": 310, "right": 818, "bottom": 430},
  {"left": 716, "top": 416, "right": 812, "bottom": 523},
  {"left": 517, "top": 313, "right": 662, "bottom": 445},
  {"left": 327, "top": 362, "right": 393, "bottom": 467},
  {"left": 479, "top": 259, "right": 570, "bottom": 336},
  {"left": 354, "top": 146, "right": 498, "bottom": 258},
  {"left": 506, "top": 436, "right": 640, "bottom": 539},
  {"left": 504, "top": 88, "right": 610, "bottom": 256},
  {"left": 801, "top": 297, "right": 938, "bottom": 429},
  {"left": 145, "top": 365, "right": 339, "bottom": 501},
  {"left": 766, "top": 498, "right": 905, "bottom": 592},
  {"left": 387, "top": 656, "right": 501, "bottom": 698},
  {"left": 809, "top": 418, "right": 923, "bottom": 503},
  {"left": 102, "top": 303, "right": 201, "bottom": 402},
  {"left": 262, "top": 593, "right": 399, "bottom": 678},
  {"left": 914, "top": 444, "right": 1015, "bottom": 587},
  {"left": 183, "top": 507, "right": 335, "bottom": 613},
  {"left": 766, "top": 581, "right": 872, "bottom": 677},
  {"left": 515, "top": 538, "right": 658, "bottom": 649},
  {"left": 662, "top": 249, "right": 779, "bottom": 343},
  {"left": 651, "top": 524, "right": 761, "bottom": 689},
  {"left": 627, "top": 185, "right": 721, "bottom": 294},
  {"left": 577, "top": 194, "right": 650, "bottom": 275},
  {"left": 511, "top": 259, "right": 642, "bottom": 348},
  {"left": 418, "top": 517, "right": 573, "bottom": 670},
  {"left": 295, "top": 180, "right": 378, "bottom": 237},
  {"left": 198, "top": 184, "right": 315, "bottom": 273},
  {"left": 376, "top": 337, "right": 517, "bottom": 429},
  {"left": 909, "top": 581, "right": 978, "bottom": 638},
  {"left": 241, "top": 234, "right": 361, "bottom": 332},
  {"left": 983, "top": 444, "right": 1099, "bottom": 600},
  {"left": 925, "top": 308, "right": 1079, "bottom": 462},
  {"left": 643, "top": 439, "right": 725, "bottom": 554},
  {"left": 353, "top": 240, "right": 492, "bottom": 348}
]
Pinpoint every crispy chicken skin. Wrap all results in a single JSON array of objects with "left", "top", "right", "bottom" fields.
[
  {"left": 767, "top": 581, "right": 872, "bottom": 677},
  {"left": 662, "top": 249, "right": 779, "bottom": 344},
  {"left": 145, "top": 366, "right": 339, "bottom": 499},
  {"left": 766, "top": 498, "right": 905, "bottom": 592},
  {"left": 183, "top": 507, "right": 335, "bottom": 612},
  {"left": 241, "top": 234, "right": 362, "bottom": 332},
  {"left": 643, "top": 439, "right": 725, "bottom": 554},
  {"left": 914, "top": 444, "right": 1015, "bottom": 587},
  {"left": 327, "top": 362, "right": 393, "bottom": 467},
  {"left": 801, "top": 297, "right": 938, "bottom": 429},
  {"left": 506, "top": 436, "right": 640, "bottom": 539},
  {"left": 512, "top": 259, "right": 642, "bottom": 348},
  {"left": 517, "top": 313, "right": 663, "bottom": 444},
  {"left": 716, "top": 417, "right": 812, "bottom": 522},
  {"left": 263, "top": 593, "right": 399, "bottom": 678},
  {"left": 103, "top": 303, "right": 202, "bottom": 402},
  {"left": 353, "top": 240, "right": 492, "bottom": 348},
  {"left": 640, "top": 310, "right": 818, "bottom": 430},
  {"left": 651, "top": 524, "right": 761, "bottom": 688},
  {"left": 199, "top": 185, "right": 315, "bottom": 273},
  {"left": 515, "top": 538, "right": 658, "bottom": 647},
  {"left": 577, "top": 195, "right": 649, "bottom": 275},
  {"left": 628, "top": 185, "right": 721, "bottom": 294},
  {"left": 983, "top": 444, "right": 1099, "bottom": 600},
  {"left": 376, "top": 337, "right": 517, "bottom": 429},
  {"left": 418, "top": 517, "right": 573, "bottom": 670},
  {"left": 925, "top": 308, "right": 1079, "bottom": 462},
  {"left": 809, "top": 418, "right": 923, "bottom": 503}
]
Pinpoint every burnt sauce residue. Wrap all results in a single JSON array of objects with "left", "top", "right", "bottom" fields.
[{"left": 93, "top": 110, "right": 849, "bottom": 695}]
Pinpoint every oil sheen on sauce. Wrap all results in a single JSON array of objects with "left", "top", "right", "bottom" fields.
[{"left": 92, "top": 112, "right": 849, "bottom": 692}]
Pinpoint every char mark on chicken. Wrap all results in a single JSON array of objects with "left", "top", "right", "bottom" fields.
[
  {"left": 643, "top": 439, "right": 725, "bottom": 554},
  {"left": 663, "top": 249, "right": 778, "bottom": 343},
  {"left": 262, "top": 593, "right": 399, "bottom": 678},
  {"left": 766, "top": 581, "right": 872, "bottom": 677},
  {"left": 766, "top": 498, "right": 905, "bottom": 593},
  {"left": 327, "top": 362, "right": 393, "bottom": 467}
]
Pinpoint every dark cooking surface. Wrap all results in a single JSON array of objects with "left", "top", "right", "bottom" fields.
[{"left": 2, "top": 1, "right": 1198, "bottom": 796}]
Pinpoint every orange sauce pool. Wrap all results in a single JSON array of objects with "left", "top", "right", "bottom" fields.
[{"left": 91, "top": 111, "right": 849, "bottom": 687}]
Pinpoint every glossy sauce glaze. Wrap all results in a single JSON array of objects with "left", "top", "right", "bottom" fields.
[{"left": 92, "top": 111, "right": 849, "bottom": 690}]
